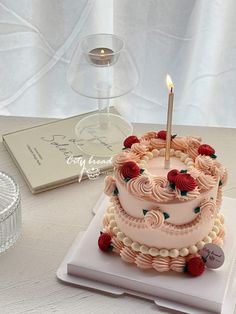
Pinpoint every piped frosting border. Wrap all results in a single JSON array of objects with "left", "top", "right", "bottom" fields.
[
  {"left": 111, "top": 134, "right": 227, "bottom": 203},
  {"left": 103, "top": 202, "right": 225, "bottom": 258}
]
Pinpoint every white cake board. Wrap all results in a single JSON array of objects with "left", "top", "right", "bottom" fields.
[{"left": 57, "top": 197, "right": 236, "bottom": 314}]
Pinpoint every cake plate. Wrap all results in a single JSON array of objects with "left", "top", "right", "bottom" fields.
[{"left": 57, "top": 196, "right": 236, "bottom": 314}]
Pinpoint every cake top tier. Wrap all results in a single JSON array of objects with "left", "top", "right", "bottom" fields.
[{"left": 111, "top": 131, "right": 227, "bottom": 203}]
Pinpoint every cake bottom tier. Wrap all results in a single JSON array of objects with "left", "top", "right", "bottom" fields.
[{"left": 102, "top": 204, "right": 225, "bottom": 273}]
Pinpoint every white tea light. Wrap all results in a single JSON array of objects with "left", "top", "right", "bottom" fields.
[{"left": 88, "top": 48, "right": 115, "bottom": 66}]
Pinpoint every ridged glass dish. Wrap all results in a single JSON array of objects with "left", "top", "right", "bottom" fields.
[{"left": 0, "top": 171, "right": 21, "bottom": 253}]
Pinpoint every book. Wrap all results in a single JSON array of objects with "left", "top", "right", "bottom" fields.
[{"left": 2, "top": 109, "right": 118, "bottom": 194}]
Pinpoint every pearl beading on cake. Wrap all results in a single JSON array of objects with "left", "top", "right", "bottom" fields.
[
  {"left": 138, "top": 148, "right": 194, "bottom": 171},
  {"left": 103, "top": 204, "right": 225, "bottom": 258}
]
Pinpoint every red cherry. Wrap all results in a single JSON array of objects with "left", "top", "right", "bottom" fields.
[
  {"left": 121, "top": 161, "right": 140, "bottom": 179},
  {"left": 157, "top": 130, "right": 167, "bottom": 140},
  {"left": 198, "top": 144, "right": 215, "bottom": 156},
  {"left": 167, "top": 169, "right": 179, "bottom": 183},
  {"left": 175, "top": 173, "right": 197, "bottom": 192},
  {"left": 123, "top": 135, "right": 140, "bottom": 148},
  {"left": 98, "top": 233, "right": 112, "bottom": 252},
  {"left": 157, "top": 130, "right": 176, "bottom": 141},
  {"left": 187, "top": 256, "right": 205, "bottom": 276}
]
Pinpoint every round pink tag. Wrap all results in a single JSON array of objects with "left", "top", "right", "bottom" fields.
[{"left": 200, "top": 243, "right": 225, "bottom": 269}]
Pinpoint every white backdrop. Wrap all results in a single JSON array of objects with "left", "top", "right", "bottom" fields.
[
  {"left": 0, "top": 0, "right": 112, "bottom": 117},
  {"left": 114, "top": 0, "right": 236, "bottom": 127},
  {"left": 0, "top": 0, "right": 236, "bottom": 127}
]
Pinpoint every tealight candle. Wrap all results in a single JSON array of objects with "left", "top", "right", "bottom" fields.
[
  {"left": 88, "top": 47, "right": 114, "bottom": 66},
  {"left": 164, "top": 74, "right": 174, "bottom": 169}
]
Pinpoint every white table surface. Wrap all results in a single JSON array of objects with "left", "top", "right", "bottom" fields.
[{"left": 0, "top": 115, "right": 235, "bottom": 314}]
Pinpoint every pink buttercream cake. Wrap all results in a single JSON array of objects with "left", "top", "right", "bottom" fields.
[{"left": 100, "top": 131, "right": 227, "bottom": 276}]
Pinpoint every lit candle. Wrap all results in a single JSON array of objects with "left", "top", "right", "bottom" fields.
[
  {"left": 164, "top": 74, "right": 174, "bottom": 169},
  {"left": 88, "top": 47, "right": 115, "bottom": 66}
]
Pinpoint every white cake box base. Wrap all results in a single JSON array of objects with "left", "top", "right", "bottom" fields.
[{"left": 57, "top": 196, "right": 236, "bottom": 314}]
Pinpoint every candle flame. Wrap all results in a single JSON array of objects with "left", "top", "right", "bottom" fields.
[
  {"left": 166, "top": 74, "right": 174, "bottom": 91},
  {"left": 101, "top": 49, "right": 105, "bottom": 54}
]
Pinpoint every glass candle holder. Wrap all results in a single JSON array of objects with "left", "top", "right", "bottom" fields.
[
  {"left": 67, "top": 33, "right": 139, "bottom": 157},
  {"left": 0, "top": 171, "right": 21, "bottom": 253}
]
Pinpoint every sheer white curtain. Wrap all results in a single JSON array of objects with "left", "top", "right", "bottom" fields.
[
  {"left": 0, "top": 0, "right": 236, "bottom": 127},
  {"left": 0, "top": 0, "right": 112, "bottom": 117},
  {"left": 114, "top": 0, "right": 236, "bottom": 127}
]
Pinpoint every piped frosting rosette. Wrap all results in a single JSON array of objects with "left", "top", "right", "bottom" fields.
[
  {"left": 127, "top": 175, "right": 153, "bottom": 198},
  {"left": 144, "top": 209, "right": 164, "bottom": 229},
  {"left": 104, "top": 176, "right": 116, "bottom": 197},
  {"left": 130, "top": 143, "right": 147, "bottom": 156},
  {"left": 151, "top": 176, "right": 174, "bottom": 202},
  {"left": 141, "top": 131, "right": 158, "bottom": 140},
  {"left": 171, "top": 137, "right": 189, "bottom": 151},
  {"left": 213, "top": 160, "right": 228, "bottom": 185},
  {"left": 139, "top": 138, "right": 151, "bottom": 149},
  {"left": 188, "top": 168, "right": 217, "bottom": 191},
  {"left": 149, "top": 138, "right": 166, "bottom": 149},
  {"left": 195, "top": 155, "right": 213, "bottom": 174},
  {"left": 112, "top": 150, "right": 139, "bottom": 168},
  {"left": 186, "top": 136, "right": 202, "bottom": 160},
  {"left": 195, "top": 155, "right": 216, "bottom": 176},
  {"left": 195, "top": 155, "right": 227, "bottom": 183}
]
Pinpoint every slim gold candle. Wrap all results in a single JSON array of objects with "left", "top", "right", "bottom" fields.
[{"left": 164, "top": 74, "right": 174, "bottom": 169}]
